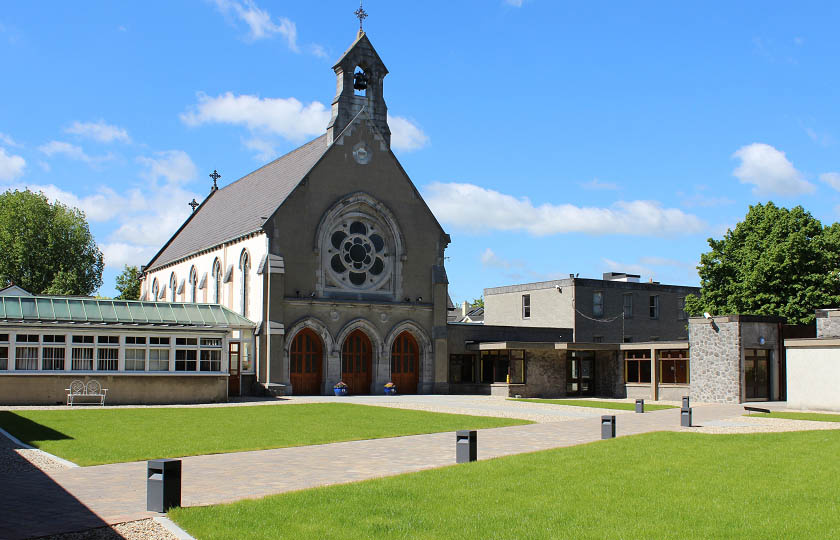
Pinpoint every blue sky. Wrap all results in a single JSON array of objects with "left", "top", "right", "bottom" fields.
[{"left": 2, "top": 1, "right": 839, "bottom": 302}]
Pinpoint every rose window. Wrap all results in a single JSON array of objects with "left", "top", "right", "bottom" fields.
[{"left": 329, "top": 220, "right": 387, "bottom": 287}]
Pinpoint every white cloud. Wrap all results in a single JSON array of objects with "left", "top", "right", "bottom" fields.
[
  {"left": 820, "top": 172, "right": 840, "bottom": 191},
  {"left": 480, "top": 248, "right": 524, "bottom": 270},
  {"left": 388, "top": 115, "right": 430, "bottom": 152},
  {"left": 309, "top": 44, "right": 328, "bottom": 59},
  {"left": 0, "top": 147, "right": 26, "bottom": 181},
  {"left": 732, "top": 143, "right": 815, "bottom": 195},
  {"left": 182, "top": 92, "right": 430, "bottom": 153},
  {"left": 580, "top": 178, "right": 619, "bottom": 191},
  {"left": 0, "top": 133, "right": 21, "bottom": 148},
  {"left": 38, "top": 140, "right": 113, "bottom": 165},
  {"left": 243, "top": 137, "right": 277, "bottom": 162},
  {"left": 424, "top": 182, "right": 705, "bottom": 236},
  {"left": 212, "top": 0, "right": 298, "bottom": 49},
  {"left": 505, "top": 0, "right": 524, "bottom": 6},
  {"left": 137, "top": 150, "right": 198, "bottom": 185},
  {"left": 181, "top": 92, "right": 329, "bottom": 142},
  {"left": 65, "top": 120, "right": 131, "bottom": 143},
  {"left": 100, "top": 243, "right": 157, "bottom": 270},
  {"left": 7, "top": 183, "right": 134, "bottom": 222}
]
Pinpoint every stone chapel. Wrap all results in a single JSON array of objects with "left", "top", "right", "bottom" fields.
[{"left": 140, "top": 29, "right": 452, "bottom": 396}]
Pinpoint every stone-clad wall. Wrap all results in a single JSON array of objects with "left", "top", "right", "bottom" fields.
[
  {"left": 816, "top": 309, "right": 840, "bottom": 338},
  {"left": 689, "top": 318, "right": 742, "bottom": 402},
  {"left": 523, "top": 349, "right": 566, "bottom": 398},
  {"left": 595, "top": 351, "right": 625, "bottom": 398}
]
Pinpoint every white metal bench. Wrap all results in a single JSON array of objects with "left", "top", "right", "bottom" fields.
[{"left": 66, "top": 379, "right": 108, "bottom": 406}]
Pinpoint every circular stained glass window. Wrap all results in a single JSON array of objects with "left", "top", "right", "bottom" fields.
[{"left": 329, "top": 220, "right": 387, "bottom": 288}]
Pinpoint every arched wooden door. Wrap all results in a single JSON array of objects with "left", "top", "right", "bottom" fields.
[
  {"left": 391, "top": 331, "right": 419, "bottom": 394},
  {"left": 342, "top": 329, "right": 373, "bottom": 395},
  {"left": 290, "top": 329, "right": 323, "bottom": 395}
]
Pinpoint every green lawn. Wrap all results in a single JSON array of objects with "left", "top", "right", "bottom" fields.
[
  {"left": 510, "top": 398, "right": 676, "bottom": 411},
  {"left": 752, "top": 411, "right": 840, "bottom": 422},
  {"left": 0, "top": 404, "right": 528, "bottom": 466},
  {"left": 170, "top": 429, "right": 840, "bottom": 540}
]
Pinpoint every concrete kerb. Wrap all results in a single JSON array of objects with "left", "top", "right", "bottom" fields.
[
  {"left": 154, "top": 516, "right": 197, "bottom": 540},
  {"left": 0, "top": 425, "right": 80, "bottom": 468}
]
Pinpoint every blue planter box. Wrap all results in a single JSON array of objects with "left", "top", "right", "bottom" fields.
[
  {"left": 384, "top": 387, "right": 396, "bottom": 395},
  {"left": 334, "top": 388, "right": 347, "bottom": 396}
]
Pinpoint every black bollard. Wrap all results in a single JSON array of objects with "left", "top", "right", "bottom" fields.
[
  {"left": 601, "top": 415, "right": 616, "bottom": 439},
  {"left": 456, "top": 430, "right": 477, "bottom": 463}
]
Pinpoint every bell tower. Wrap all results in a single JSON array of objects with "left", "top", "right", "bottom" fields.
[{"left": 326, "top": 29, "right": 391, "bottom": 147}]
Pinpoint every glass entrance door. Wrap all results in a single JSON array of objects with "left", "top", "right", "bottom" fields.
[
  {"left": 745, "top": 349, "right": 771, "bottom": 401},
  {"left": 567, "top": 352, "right": 595, "bottom": 396}
]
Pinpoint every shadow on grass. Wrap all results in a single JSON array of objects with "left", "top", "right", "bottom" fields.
[{"left": 0, "top": 411, "right": 73, "bottom": 446}]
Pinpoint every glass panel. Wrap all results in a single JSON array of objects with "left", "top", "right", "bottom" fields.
[
  {"left": 0, "top": 298, "right": 6, "bottom": 318},
  {"left": 170, "top": 303, "right": 189, "bottom": 323},
  {"left": 53, "top": 300, "right": 71, "bottom": 320},
  {"left": 83, "top": 300, "right": 103, "bottom": 321},
  {"left": 20, "top": 298, "right": 37, "bottom": 319},
  {"left": 113, "top": 301, "right": 132, "bottom": 321},
  {"left": 128, "top": 302, "right": 147, "bottom": 322},
  {"left": 99, "top": 302, "right": 117, "bottom": 321},
  {"left": 5, "top": 298, "right": 22, "bottom": 319},
  {"left": 36, "top": 298, "right": 55, "bottom": 319},
  {"left": 158, "top": 304, "right": 177, "bottom": 323},
  {"left": 142, "top": 303, "right": 163, "bottom": 323},
  {"left": 184, "top": 304, "right": 203, "bottom": 324}
]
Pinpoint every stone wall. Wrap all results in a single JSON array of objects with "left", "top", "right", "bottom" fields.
[
  {"left": 594, "top": 350, "right": 624, "bottom": 398},
  {"left": 688, "top": 317, "right": 742, "bottom": 402},
  {"left": 0, "top": 374, "right": 228, "bottom": 405},
  {"left": 522, "top": 349, "right": 566, "bottom": 398},
  {"left": 816, "top": 309, "right": 840, "bottom": 338}
]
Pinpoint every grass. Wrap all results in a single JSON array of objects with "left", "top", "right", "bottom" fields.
[
  {"left": 510, "top": 398, "right": 676, "bottom": 411},
  {"left": 170, "top": 429, "right": 840, "bottom": 540},
  {"left": 0, "top": 403, "right": 529, "bottom": 466},
  {"left": 751, "top": 411, "right": 840, "bottom": 422}
]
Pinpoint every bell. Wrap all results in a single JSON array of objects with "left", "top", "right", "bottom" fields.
[{"left": 353, "top": 71, "right": 368, "bottom": 91}]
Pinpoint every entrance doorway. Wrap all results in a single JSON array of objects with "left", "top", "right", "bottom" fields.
[
  {"left": 745, "top": 349, "right": 771, "bottom": 401},
  {"left": 290, "top": 329, "right": 324, "bottom": 395},
  {"left": 391, "top": 331, "right": 419, "bottom": 394},
  {"left": 228, "top": 342, "right": 240, "bottom": 397},
  {"left": 342, "top": 330, "right": 373, "bottom": 395},
  {"left": 567, "top": 352, "right": 595, "bottom": 396}
]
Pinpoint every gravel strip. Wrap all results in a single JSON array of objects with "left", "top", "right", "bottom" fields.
[
  {"left": 690, "top": 416, "right": 840, "bottom": 435},
  {"left": 34, "top": 518, "right": 178, "bottom": 540},
  {"left": 0, "top": 430, "right": 70, "bottom": 475}
]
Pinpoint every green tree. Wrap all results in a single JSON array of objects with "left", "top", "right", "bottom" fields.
[
  {"left": 115, "top": 265, "right": 142, "bottom": 300},
  {"left": 684, "top": 202, "right": 840, "bottom": 324},
  {"left": 471, "top": 296, "right": 485, "bottom": 308},
  {"left": 0, "top": 189, "right": 104, "bottom": 295}
]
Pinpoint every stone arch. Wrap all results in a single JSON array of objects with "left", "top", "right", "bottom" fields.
[
  {"left": 384, "top": 320, "right": 433, "bottom": 393},
  {"left": 335, "top": 318, "right": 384, "bottom": 356},
  {"left": 314, "top": 192, "right": 405, "bottom": 300},
  {"left": 335, "top": 318, "right": 385, "bottom": 394},
  {"left": 284, "top": 317, "right": 336, "bottom": 358}
]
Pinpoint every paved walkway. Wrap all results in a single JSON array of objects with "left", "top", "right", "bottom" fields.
[{"left": 1, "top": 402, "right": 744, "bottom": 539}]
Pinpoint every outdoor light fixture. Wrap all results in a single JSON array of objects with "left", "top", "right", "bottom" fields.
[{"left": 759, "top": 336, "right": 766, "bottom": 345}]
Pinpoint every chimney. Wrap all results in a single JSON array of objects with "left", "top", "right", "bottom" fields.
[{"left": 461, "top": 301, "right": 469, "bottom": 317}]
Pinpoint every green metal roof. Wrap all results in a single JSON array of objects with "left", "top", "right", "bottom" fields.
[{"left": 0, "top": 296, "right": 255, "bottom": 328}]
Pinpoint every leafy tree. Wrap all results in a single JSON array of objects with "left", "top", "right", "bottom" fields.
[
  {"left": 0, "top": 189, "right": 104, "bottom": 295},
  {"left": 115, "top": 265, "right": 142, "bottom": 300},
  {"left": 684, "top": 202, "right": 840, "bottom": 324},
  {"left": 471, "top": 297, "right": 484, "bottom": 308}
]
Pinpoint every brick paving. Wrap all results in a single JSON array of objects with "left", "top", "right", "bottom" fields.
[{"left": 2, "top": 402, "right": 743, "bottom": 539}]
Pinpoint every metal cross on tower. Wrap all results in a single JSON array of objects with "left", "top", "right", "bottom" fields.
[
  {"left": 188, "top": 198, "right": 199, "bottom": 212},
  {"left": 209, "top": 169, "right": 221, "bottom": 191},
  {"left": 354, "top": 2, "right": 368, "bottom": 33}
]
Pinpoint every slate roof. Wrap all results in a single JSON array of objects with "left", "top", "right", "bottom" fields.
[{"left": 147, "top": 135, "right": 329, "bottom": 271}]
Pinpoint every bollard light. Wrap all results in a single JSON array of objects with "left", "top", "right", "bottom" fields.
[
  {"left": 147, "top": 459, "right": 181, "bottom": 512},
  {"left": 635, "top": 399, "right": 644, "bottom": 413},
  {"left": 601, "top": 415, "right": 616, "bottom": 439},
  {"left": 456, "top": 430, "right": 477, "bottom": 463}
]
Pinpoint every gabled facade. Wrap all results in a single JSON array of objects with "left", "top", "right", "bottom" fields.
[{"left": 142, "top": 31, "right": 451, "bottom": 396}]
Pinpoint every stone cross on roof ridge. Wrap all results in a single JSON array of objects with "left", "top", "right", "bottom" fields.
[{"left": 354, "top": 1, "right": 368, "bottom": 34}]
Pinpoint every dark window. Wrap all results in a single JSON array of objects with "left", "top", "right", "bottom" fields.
[
  {"left": 0, "top": 346, "right": 7, "bottom": 370},
  {"left": 449, "top": 354, "right": 476, "bottom": 384},
  {"left": 200, "top": 350, "right": 221, "bottom": 371},
  {"left": 16, "top": 334, "right": 39, "bottom": 343},
  {"left": 98, "top": 336, "right": 119, "bottom": 344},
  {"left": 43, "top": 335, "right": 66, "bottom": 343},
  {"left": 72, "top": 335, "right": 94, "bottom": 344},
  {"left": 625, "top": 350, "right": 651, "bottom": 383},
  {"left": 42, "top": 348, "right": 65, "bottom": 370},
  {"left": 0, "top": 334, "right": 8, "bottom": 342},
  {"left": 522, "top": 295, "right": 530, "bottom": 319},
  {"left": 480, "top": 350, "right": 526, "bottom": 384},
  {"left": 649, "top": 295, "right": 659, "bottom": 319},
  {"left": 623, "top": 294, "right": 633, "bottom": 319},
  {"left": 175, "top": 349, "right": 197, "bottom": 371},
  {"left": 176, "top": 337, "right": 198, "bottom": 346},
  {"left": 97, "top": 348, "right": 119, "bottom": 371},
  {"left": 593, "top": 291, "right": 604, "bottom": 318},
  {"left": 660, "top": 350, "right": 689, "bottom": 384},
  {"left": 126, "top": 336, "right": 146, "bottom": 345},
  {"left": 150, "top": 337, "right": 170, "bottom": 346}
]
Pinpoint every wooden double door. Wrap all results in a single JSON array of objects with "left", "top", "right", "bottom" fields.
[
  {"left": 290, "top": 329, "right": 323, "bottom": 395},
  {"left": 391, "top": 332, "right": 419, "bottom": 394},
  {"left": 342, "top": 330, "right": 372, "bottom": 395}
]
